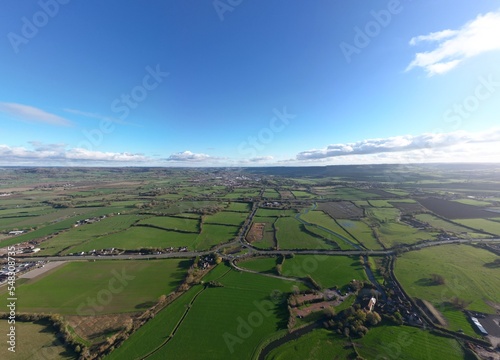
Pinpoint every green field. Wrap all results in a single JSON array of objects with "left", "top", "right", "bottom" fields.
[
  {"left": 65, "top": 226, "right": 198, "bottom": 252},
  {"left": 1, "top": 206, "right": 130, "bottom": 247},
  {"left": 195, "top": 223, "right": 239, "bottom": 249},
  {"left": 281, "top": 255, "right": 367, "bottom": 289},
  {"left": 225, "top": 202, "right": 251, "bottom": 212},
  {"left": 303, "top": 225, "right": 349, "bottom": 250},
  {"left": 414, "top": 214, "right": 488, "bottom": 238},
  {"left": 39, "top": 215, "right": 144, "bottom": 255},
  {"left": 238, "top": 257, "right": 279, "bottom": 274},
  {"left": 265, "top": 329, "right": 355, "bottom": 359},
  {"left": 262, "top": 189, "right": 280, "bottom": 199},
  {"left": 366, "top": 206, "right": 401, "bottom": 222},
  {"left": 6, "top": 259, "right": 190, "bottom": 314},
  {"left": 453, "top": 198, "right": 493, "bottom": 206},
  {"left": 395, "top": 244, "right": 500, "bottom": 335},
  {"left": 336, "top": 219, "right": 382, "bottom": 250},
  {"left": 0, "top": 320, "right": 76, "bottom": 359},
  {"left": 255, "top": 208, "right": 297, "bottom": 217},
  {"left": 377, "top": 222, "right": 436, "bottom": 248},
  {"left": 291, "top": 190, "right": 317, "bottom": 199},
  {"left": 107, "top": 264, "right": 305, "bottom": 360},
  {"left": 301, "top": 211, "right": 356, "bottom": 242},
  {"left": 137, "top": 216, "right": 199, "bottom": 232},
  {"left": 275, "top": 217, "right": 333, "bottom": 250},
  {"left": 454, "top": 218, "right": 500, "bottom": 236},
  {"left": 105, "top": 284, "right": 203, "bottom": 360},
  {"left": 356, "top": 326, "right": 470, "bottom": 360},
  {"left": 204, "top": 211, "right": 247, "bottom": 226}
]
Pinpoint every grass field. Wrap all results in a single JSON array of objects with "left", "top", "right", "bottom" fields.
[
  {"left": 291, "top": 190, "right": 317, "bottom": 199},
  {"left": 376, "top": 222, "right": 437, "bottom": 248},
  {"left": 356, "top": 325, "right": 470, "bottom": 360},
  {"left": 195, "top": 223, "right": 239, "bottom": 249},
  {"left": 262, "top": 189, "right": 280, "bottom": 199},
  {"left": 65, "top": 226, "right": 199, "bottom": 253},
  {"left": 302, "top": 225, "right": 346, "bottom": 249},
  {"left": 265, "top": 328, "right": 355, "bottom": 359},
  {"left": 105, "top": 285, "right": 203, "bottom": 360},
  {"left": 108, "top": 264, "right": 305, "bottom": 360},
  {"left": 453, "top": 198, "right": 493, "bottom": 206},
  {"left": 39, "top": 215, "right": 144, "bottom": 255},
  {"left": 4, "top": 259, "right": 190, "bottom": 314},
  {"left": 281, "top": 255, "right": 367, "bottom": 289},
  {"left": 336, "top": 219, "right": 382, "bottom": 250},
  {"left": 0, "top": 319, "right": 76, "bottom": 359},
  {"left": 1, "top": 206, "right": 130, "bottom": 247},
  {"left": 454, "top": 218, "right": 500, "bottom": 236},
  {"left": 225, "top": 202, "right": 251, "bottom": 212},
  {"left": 366, "top": 207, "right": 401, "bottom": 222},
  {"left": 238, "top": 257, "right": 279, "bottom": 274},
  {"left": 395, "top": 244, "right": 500, "bottom": 334},
  {"left": 137, "top": 216, "right": 199, "bottom": 232},
  {"left": 275, "top": 217, "right": 333, "bottom": 250},
  {"left": 255, "top": 209, "right": 297, "bottom": 217},
  {"left": 301, "top": 211, "right": 356, "bottom": 242},
  {"left": 415, "top": 214, "right": 472, "bottom": 234},
  {"left": 204, "top": 211, "right": 248, "bottom": 226}
]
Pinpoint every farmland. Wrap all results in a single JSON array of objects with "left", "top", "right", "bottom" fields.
[
  {"left": 281, "top": 255, "right": 368, "bottom": 289},
  {"left": 454, "top": 218, "right": 500, "bottom": 236},
  {"left": 4, "top": 259, "right": 190, "bottom": 314},
  {"left": 356, "top": 326, "right": 471, "bottom": 360},
  {"left": 1, "top": 165, "right": 500, "bottom": 360},
  {"left": 275, "top": 217, "right": 334, "bottom": 250},
  {"left": 416, "top": 197, "right": 494, "bottom": 219},
  {"left": 108, "top": 264, "right": 305, "bottom": 360},
  {"left": 317, "top": 201, "right": 364, "bottom": 218},
  {"left": 395, "top": 244, "right": 500, "bottom": 334},
  {"left": 137, "top": 216, "right": 200, "bottom": 233},
  {"left": 265, "top": 329, "right": 355, "bottom": 359},
  {"left": 0, "top": 319, "right": 76, "bottom": 359}
]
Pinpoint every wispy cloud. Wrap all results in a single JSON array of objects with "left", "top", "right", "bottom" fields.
[
  {"left": 63, "top": 108, "right": 136, "bottom": 126},
  {"left": 165, "top": 150, "right": 213, "bottom": 162},
  {"left": 0, "top": 102, "right": 73, "bottom": 126},
  {"left": 296, "top": 129, "right": 500, "bottom": 161},
  {"left": 406, "top": 10, "right": 500, "bottom": 76}
]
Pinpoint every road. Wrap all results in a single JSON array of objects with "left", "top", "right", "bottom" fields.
[{"left": 12, "top": 237, "right": 500, "bottom": 263}]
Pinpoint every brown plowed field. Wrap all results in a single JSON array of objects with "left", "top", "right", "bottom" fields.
[
  {"left": 246, "top": 222, "right": 265, "bottom": 242},
  {"left": 416, "top": 197, "right": 493, "bottom": 219},
  {"left": 389, "top": 201, "right": 425, "bottom": 215},
  {"left": 317, "top": 201, "right": 363, "bottom": 219}
]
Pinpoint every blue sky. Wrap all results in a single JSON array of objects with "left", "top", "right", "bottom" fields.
[{"left": 0, "top": 0, "right": 499, "bottom": 166}]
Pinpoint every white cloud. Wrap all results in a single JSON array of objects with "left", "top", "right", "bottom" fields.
[
  {"left": 0, "top": 102, "right": 73, "bottom": 126},
  {"left": 0, "top": 143, "right": 148, "bottom": 166},
  {"left": 166, "top": 151, "right": 212, "bottom": 162},
  {"left": 406, "top": 10, "right": 500, "bottom": 76},
  {"left": 296, "top": 129, "right": 500, "bottom": 161},
  {"left": 409, "top": 29, "right": 458, "bottom": 46},
  {"left": 248, "top": 156, "right": 274, "bottom": 163}
]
